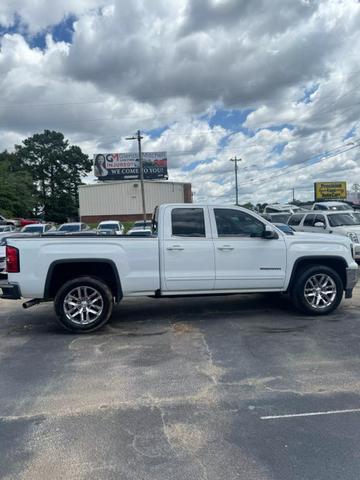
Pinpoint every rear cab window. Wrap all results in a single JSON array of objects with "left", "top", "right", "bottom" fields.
[
  {"left": 171, "top": 208, "right": 206, "bottom": 237},
  {"left": 158, "top": 206, "right": 210, "bottom": 239}
]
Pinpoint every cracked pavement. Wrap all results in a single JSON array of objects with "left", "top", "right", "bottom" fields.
[{"left": 1, "top": 288, "right": 360, "bottom": 479}]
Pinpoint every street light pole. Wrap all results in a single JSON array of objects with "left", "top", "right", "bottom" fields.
[
  {"left": 126, "top": 130, "right": 147, "bottom": 225},
  {"left": 230, "top": 157, "right": 241, "bottom": 205}
]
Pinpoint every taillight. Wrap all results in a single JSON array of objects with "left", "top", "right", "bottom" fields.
[{"left": 6, "top": 246, "right": 20, "bottom": 273}]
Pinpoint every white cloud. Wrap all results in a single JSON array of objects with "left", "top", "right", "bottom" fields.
[
  {"left": 0, "top": 0, "right": 359, "bottom": 205},
  {"left": 0, "top": 0, "right": 104, "bottom": 33}
]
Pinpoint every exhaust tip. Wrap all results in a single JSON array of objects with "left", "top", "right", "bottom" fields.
[{"left": 23, "top": 299, "right": 40, "bottom": 309}]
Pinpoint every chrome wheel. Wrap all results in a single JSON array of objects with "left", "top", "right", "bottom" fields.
[
  {"left": 63, "top": 286, "right": 104, "bottom": 325},
  {"left": 304, "top": 274, "right": 337, "bottom": 309}
]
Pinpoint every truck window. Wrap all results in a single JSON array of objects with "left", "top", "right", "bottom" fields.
[
  {"left": 288, "top": 213, "right": 305, "bottom": 226},
  {"left": 314, "top": 214, "right": 326, "bottom": 225},
  {"left": 214, "top": 209, "right": 264, "bottom": 237},
  {"left": 171, "top": 208, "right": 205, "bottom": 237},
  {"left": 304, "top": 214, "right": 316, "bottom": 226}
]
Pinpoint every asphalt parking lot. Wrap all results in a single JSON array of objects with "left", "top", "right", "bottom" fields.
[{"left": 1, "top": 288, "right": 360, "bottom": 480}]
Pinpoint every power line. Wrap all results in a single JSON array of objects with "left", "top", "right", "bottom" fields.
[{"left": 236, "top": 142, "right": 360, "bottom": 188}]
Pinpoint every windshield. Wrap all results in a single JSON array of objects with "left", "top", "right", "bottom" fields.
[
  {"left": 0, "top": 226, "right": 10, "bottom": 232},
  {"left": 328, "top": 213, "right": 359, "bottom": 227},
  {"left": 329, "top": 204, "right": 351, "bottom": 211},
  {"left": 58, "top": 224, "right": 80, "bottom": 232},
  {"left": 98, "top": 224, "right": 119, "bottom": 231},
  {"left": 22, "top": 225, "right": 43, "bottom": 233}
]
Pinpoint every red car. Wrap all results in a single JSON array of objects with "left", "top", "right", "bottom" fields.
[{"left": 15, "top": 218, "right": 41, "bottom": 227}]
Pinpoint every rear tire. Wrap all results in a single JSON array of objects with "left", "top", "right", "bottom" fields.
[
  {"left": 291, "top": 265, "right": 343, "bottom": 315},
  {"left": 54, "top": 276, "right": 113, "bottom": 333}
]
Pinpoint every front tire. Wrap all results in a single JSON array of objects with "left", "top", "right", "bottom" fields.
[
  {"left": 291, "top": 265, "right": 343, "bottom": 315},
  {"left": 54, "top": 276, "right": 113, "bottom": 333}
]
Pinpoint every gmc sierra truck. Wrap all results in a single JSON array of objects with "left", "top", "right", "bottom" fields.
[{"left": 0, "top": 204, "right": 358, "bottom": 333}]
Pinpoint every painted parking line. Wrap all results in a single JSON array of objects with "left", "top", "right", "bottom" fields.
[{"left": 261, "top": 408, "right": 360, "bottom": 420}]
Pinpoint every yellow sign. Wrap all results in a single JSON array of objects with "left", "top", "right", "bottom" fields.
[{"left": 314, "top": 181, "right": 347, "bottom": 201}]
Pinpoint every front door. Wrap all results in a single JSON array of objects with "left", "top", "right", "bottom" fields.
[{"left": 210, "top": 207, "right": 287, "bottom": 290}]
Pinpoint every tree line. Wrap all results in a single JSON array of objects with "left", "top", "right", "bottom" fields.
[{"left": 0, "top": 130, "right": 92, "bottom": 223}]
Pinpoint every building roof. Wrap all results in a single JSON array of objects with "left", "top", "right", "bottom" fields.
[{"left": 79, "top": 180, "right": 191, "bottom": 189}]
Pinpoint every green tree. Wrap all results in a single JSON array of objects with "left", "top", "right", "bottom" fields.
[
  {"left": 15, "top": 130, "right": 92, "bottom": 222},
  {"left": 241, "top": 202, "right": 255, "bottom": 211},
  {"left": 0, "top": 151, "right": 36, "bottom": 218}
]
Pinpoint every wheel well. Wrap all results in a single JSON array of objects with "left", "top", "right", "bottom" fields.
[
  {"left": 45, "top": 261, "right": 122, "bottom": 301},
  {"left": 288, "top": 257, "right": 347, "bottom": 291}
]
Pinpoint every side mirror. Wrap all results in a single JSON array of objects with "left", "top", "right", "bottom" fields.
[
  {"left": 263, "top": 225, "right": 279, "bottom": 240},
  {"left": 314, "top": 221, "right": 325, "bottom": 228}
]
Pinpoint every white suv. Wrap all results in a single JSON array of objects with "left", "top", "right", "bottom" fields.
[
  {"left": 311, "top": 201, "right": 352, "bottom": 211},
  {"left": 288, "top": 211, "right": 360, "bottom": 259}
]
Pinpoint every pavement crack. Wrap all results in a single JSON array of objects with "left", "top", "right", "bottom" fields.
[
  {"left": 158, "top": 405, "right": 177, "bottom": 454},
  {"left": 199, "top": 330, "right": 223, "bottom": 386}
]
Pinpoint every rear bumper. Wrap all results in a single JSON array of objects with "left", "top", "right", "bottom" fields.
[
  {"left": 0, "top": 282, "right": 21, "bottom": 300},
  {"left": 345, "top": 267, "right": 359, "bottom": 299}
]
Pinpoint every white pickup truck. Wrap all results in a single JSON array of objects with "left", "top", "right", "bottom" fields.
[{"left": 1, "top": 204, "right": 358, "bottom": 332}]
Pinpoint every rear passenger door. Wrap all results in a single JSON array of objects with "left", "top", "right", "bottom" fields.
[{"left": 161, "top": 206, "right": 215, "bottom": 291}]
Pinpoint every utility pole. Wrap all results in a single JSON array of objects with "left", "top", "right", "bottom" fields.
[
  {"left": 292, "top": 188, "right": 295, "bottom": 203},
  {"left": 230, "top": 157, "right": 241, "bottom": 205},
  {"left": 126, "top": 130, "right": 147, "bottom": 225}
]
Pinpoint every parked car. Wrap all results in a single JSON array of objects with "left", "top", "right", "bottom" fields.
[
  {"left": 1, "top": 204, "right": 358, "bottom": 333},
  {"left": 311, "top": 201, "right": 352, "bottom": 211},
  {"left": 133, "top": 220, "right": 153, "bottom": 228},
  {"left": 0, "top": 214, "right": 17, "bottom": 226},
  {"left": 127, "top": 220, "right": 153, "bottom": 235},
  {"left": 264, "top": 204, "right": 301, "bottom": 214},
  {"left": 288, "top": 210, "right": 360, "bottom": 259},
  {"left": 0, "top": 225, "right": 17, "bottom": 234},
  {"left": 57, "top": 222, "right": 90, "bottom": 233},
  {"left": 21, "top": 223, "right": 55, "bottom": 234},
  {"left": 97, "top": 220, "right": 124, "bottom": 235},
  {"left": 126, "top": 228, "right": 153, "bottom": 236},
  {"left": 17, "top": 218, "right": 41, "bottom": 227}
]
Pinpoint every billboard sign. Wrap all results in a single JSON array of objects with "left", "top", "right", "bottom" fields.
[
  {"left": 94, "top": 152, "right": 168, "bottom": 181},
  {"left": 314, "top": 181, "right": 347, "bottom": 201}
]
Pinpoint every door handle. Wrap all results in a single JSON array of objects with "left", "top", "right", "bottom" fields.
[
  {"left": 167, "top": 245, "right": 184, "bottom": 251},
  {"left": 217, "top": 245, "right": 234, "bottom": 251}
]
